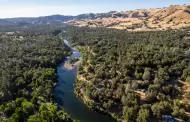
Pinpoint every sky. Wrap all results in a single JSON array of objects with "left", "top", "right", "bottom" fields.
[{"left": 0, "top": 0, "right": 190, "bottom": 18}]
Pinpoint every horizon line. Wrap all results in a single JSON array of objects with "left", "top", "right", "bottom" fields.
[{"left": 1, "top": 4, "right": 189, "bottom": 19}]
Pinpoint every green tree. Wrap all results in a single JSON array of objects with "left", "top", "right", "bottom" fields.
[
  {"left": 172, "top": 107, "right": 189, "bottom": 121},
  {"left": 123, "top": 106, "right": 138, "bottom": 122},
  {"left": 27, "top": 115, "right": 41, "bottom": 122},
  {"left": 22, "top": 101, "right": 34, "bottom": 115},
  {"left": 151, "top": 103, "right": 164, "bottom": 117},
  {"left": 136, "top": 109, "right": 150, "bottom": 122},
  {"left": 182, "top": 67, "right": 190, "bottom": 81},
  {"left": 142, "top": 68, "right": 151, "bottom": 81}
]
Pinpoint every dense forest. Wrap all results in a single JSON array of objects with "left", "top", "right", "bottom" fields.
[
  {"left": 64, "top": 27, "right": 190, "bottom": 121},
  {"left": 0, "top": 26, "right": 74, "bottom": 122},
  {"left": 1, "top": 23, "right": 190, "bottom": 122}
]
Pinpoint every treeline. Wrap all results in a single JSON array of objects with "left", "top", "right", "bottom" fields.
[
  {"left": 0, "top": 27, "right": 73, "bottom": 122},
  {"left": 64, "top": 27, "right": 190, "bottom": 121}
]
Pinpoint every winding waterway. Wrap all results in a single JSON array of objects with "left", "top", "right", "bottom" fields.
[{"left": 54, "top": 40, "right": 117, "bottom": 122}]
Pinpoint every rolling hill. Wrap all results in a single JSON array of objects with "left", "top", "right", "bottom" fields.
[
  {"left": 66, "top": 4, "right": 190, "bottom": 31},
  {"left": 2, "top": 4, "right": 190, "bottom": 31},
  {"left": 0, "top": 19, "right": 14, "bottom": 26}
]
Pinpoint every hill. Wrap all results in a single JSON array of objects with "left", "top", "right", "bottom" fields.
[
  {"left": 0, "top": 19, "right": 15, "bottom": 26},
  {"left": 66, "top": 4, "right": 190, "bottom": 31},
  {"left": 5, "top": 15, "right": 74, "bottom": 24},
  {"left": 2, "top": 4, "right": 190, "bottom": 31}
]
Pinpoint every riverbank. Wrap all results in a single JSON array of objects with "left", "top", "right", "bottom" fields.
[
  {"left": 74, "top": 82, "right": 120, "bottom": 122},
  {"left": 72, "top": 45, "right": 122, "bottom": 121},
  {"left": 55, "top": 39, "right": 117, "bottom": 122},
  {"left": 64, "top": 60, "right": 81, "bottom": 70}
]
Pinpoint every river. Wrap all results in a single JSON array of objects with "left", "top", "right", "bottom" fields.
[{"left": 54, "top": 40, "right": 117, "bottom": 122}]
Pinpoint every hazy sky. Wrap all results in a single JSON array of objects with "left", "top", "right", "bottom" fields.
[{"left": 0, "top": 0, "right": 190, "bottom": 18}]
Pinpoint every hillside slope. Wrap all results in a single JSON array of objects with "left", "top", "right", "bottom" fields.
[
  {"left": 65, "top": 5, "right": 190, "bottom": 31},
  {"left": 3, "top": 4, "right": 190, "bottom": 31},
  {"left": 0, "top": 19, "right": 15, "bottom": 26}
]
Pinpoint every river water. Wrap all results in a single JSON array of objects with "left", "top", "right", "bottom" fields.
[{"left": 54, "top": 40, "right": 117, "bottom": 122}]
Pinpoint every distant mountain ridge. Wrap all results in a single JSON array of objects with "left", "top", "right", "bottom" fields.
[
  {"left": 3, "top": 12, "right": 117, "bottom": 24},
  {"left": 1, "top": 4, "right": 190, "bottom": 30},
  {"left": 0, "top": 19, "right": 14, "bottom": 26},
  {"left": 5, "top": 15, "right": 74, "bottom": 24}
]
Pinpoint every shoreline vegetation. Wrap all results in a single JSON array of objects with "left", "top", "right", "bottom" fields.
[
  {"left": 64, "top": 27, "right": 190, "bottom": 122},
  {"left": 61, "top": 41, "right": 117, "bottom": 122},
  {"left": 70, "top": 46, "right": 121, "bottom": 121}
]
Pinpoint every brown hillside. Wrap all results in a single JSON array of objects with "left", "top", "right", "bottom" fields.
[{"left": 66, "top": 5, "right": 190, "bottom": 31}]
